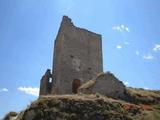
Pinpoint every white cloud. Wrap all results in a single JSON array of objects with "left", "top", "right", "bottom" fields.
[
  {"left": 17, "top": 87, "right": 39, "bottom": 97},
  {"left": 112, "top": 26, "right": 122, "bottom": 32},
  {"left": 116, "top": 45, "right": 122, "bottom": 49},
  {"left": 124, "top": 42, "right": 130, "bottom": 45},
  {"left": 125, "top": 27, "right": 130, "bottom": 32},
  {"left": 144, "top": 87, "right": 149, "bottom": 90},
  {"left": 153, "top": 44, "right": 160, "bottom": 51},
  {"left": 0, "top": 88, "right": 9, "bottom": 92},
  {"left": 112, "top": 25, "right": 130, "bottom": 32},
  {"left": 121, "top": 25, "right": 124, "bottom": 29},
  {"left": 135, "top": 51, "right": 140, "bottom": 56},
  {"left": 124, "top": 82, "right": 130, "bottom": 86},
  {"left": 143, "top": 54, "right": 154, "bottom": 60}
]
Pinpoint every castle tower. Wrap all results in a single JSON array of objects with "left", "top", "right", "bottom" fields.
[{"left": 52, "top": 16, "right": 103, "bottom": 94}]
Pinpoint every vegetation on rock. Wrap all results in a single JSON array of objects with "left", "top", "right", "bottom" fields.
[{"left": 3, "top": 88, "right": 160, "bottom": 120}]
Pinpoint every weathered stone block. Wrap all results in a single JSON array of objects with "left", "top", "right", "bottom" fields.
[{"left": 78, "top": 72, "right": 126, "bottom": 99}]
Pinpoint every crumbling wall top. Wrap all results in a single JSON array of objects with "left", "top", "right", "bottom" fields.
[{"left": 61, "top": 15, "right": 74, "bottom": 27}]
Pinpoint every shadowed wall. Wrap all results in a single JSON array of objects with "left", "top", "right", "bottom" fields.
[{"left": 52, "top": 16, "right": 103, "bottom": 94}]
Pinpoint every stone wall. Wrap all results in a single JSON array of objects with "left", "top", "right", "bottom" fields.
[
  {"left": 52, "top": 16, "right": 103, "bottom": 94},
  {"left": 39, "top": 69, "right": 52, "bottom": 95},
  {"left": 78, "top": 72, "right": 126, "bottom": 99}
]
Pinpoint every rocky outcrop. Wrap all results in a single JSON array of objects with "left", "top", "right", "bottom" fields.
[
  {"left": 3, "top": 91, "right": 160, "bottom": 120},
  {"left": 14, "top": 95, "right": 136, "bottom": 120},
  {"left": 78, "top": 72, "right": 126, "bottom": 99}
]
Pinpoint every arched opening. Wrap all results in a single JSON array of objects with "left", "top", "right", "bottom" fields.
[
  {"left": 72, "top": 79, "right": 81, "bottom": 94},
  {"left": 47, "top": 77, "right": 52, "bottom": 94}
]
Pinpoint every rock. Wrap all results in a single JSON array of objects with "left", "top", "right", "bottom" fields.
[
  {"left": 15, "top": 95, "right": 133, "bottom": 120},
  {"left": 24, "top": 110, "right": 35, "bottom": 120}
]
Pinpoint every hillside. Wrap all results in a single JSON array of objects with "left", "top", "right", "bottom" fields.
[{"left": 3, "top": 88, "right": 160, "bottom": 120}]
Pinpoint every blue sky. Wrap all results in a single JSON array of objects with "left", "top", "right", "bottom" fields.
[{"left": 0, "top": 0, "right": 160, "bottom": 118}]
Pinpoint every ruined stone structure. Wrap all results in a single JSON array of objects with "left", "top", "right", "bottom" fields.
[
  {"left": 78, "top": 72, "right": 126, "bottom": 99},
  {"left": 39, "top": 69, "right": 52, "bottom": 95},
  {"left": 39, "top": 16, "right": 103, "bottom": 95},
  {"left": 39, "top": 16, "right": 126, "bottom": 97}
]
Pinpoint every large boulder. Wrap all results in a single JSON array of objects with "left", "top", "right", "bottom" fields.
[{"left": 78, "top": 72, "right": 126, "bottom": 99}]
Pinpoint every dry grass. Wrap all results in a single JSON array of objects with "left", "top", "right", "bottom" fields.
[
  {"left": 4, "top": 87, "right": 160, "bottom": 120},
  {"left": 8, "top": 93, "right": 160, "bottom": 120},
  {"left": 127, "top": 88, "right": 160, "bottom": 98},
  {"left": 125, "top": 87, "right": 160, "bottom": 105}
]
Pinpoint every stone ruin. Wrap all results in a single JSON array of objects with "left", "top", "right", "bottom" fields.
[
  {"left": 78, "top": 72, "right": 126, "bottom": 99},
  {"left": 39, "top": 16, "right": 126, "bottom": 98}
]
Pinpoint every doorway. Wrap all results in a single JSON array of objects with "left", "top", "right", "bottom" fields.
[{"left": 72, "top": 79, "right": 81, "bottom": 93}]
